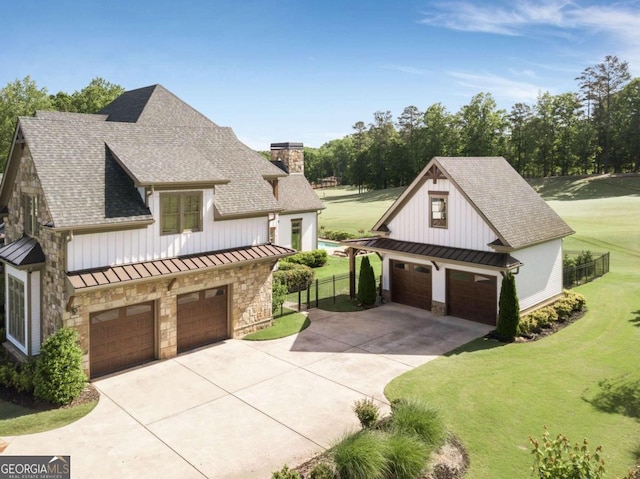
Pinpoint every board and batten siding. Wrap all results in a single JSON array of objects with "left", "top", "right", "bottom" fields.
[
  {"left": 387, "top": 179, "right": 497, "bottom": 251},
  {"left": 277, "top": 211, "right": 318, "bottom": 252},
  {"left": 67, "top": 189, "right": 269, "bottom": 271},
  {"left": 513, "top": 239, "right": 564, "bottom": 311}
]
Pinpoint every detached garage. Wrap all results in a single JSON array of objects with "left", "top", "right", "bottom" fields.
[
  {"left": 344, "top": 156, "right": 574, "bottom": 328},
  {"left": 90, "top": 302, "right": 155, "bottom": 378}
]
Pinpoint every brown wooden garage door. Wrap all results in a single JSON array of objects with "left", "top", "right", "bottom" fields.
[
  {"left": 90, "top": 302, "right": 155, "bottom": 378},
  {"left": 177, "top": 286, "right": 228, "bottom": 353},
  {"left": 391, "top": 260, "right": 432, "bottom": 310},
  {"left": 446, "top": 269, "right": 497, "bottom": 325}
]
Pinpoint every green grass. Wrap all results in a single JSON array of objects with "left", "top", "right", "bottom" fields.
[
  {"left": 243, "top": 309, "right": 310, "bottom": 340},
  {"left": 318, "top": 186, "right": 404, "bottom": 235},
  {"left": 0, "top": 399, "right": 98, "bottom": 436},
  {"left": 384, "top": 190, "right": 640, "bottom": 477},
  {"left": 314, "top": 255, "right": 382, "bottom": 280}
]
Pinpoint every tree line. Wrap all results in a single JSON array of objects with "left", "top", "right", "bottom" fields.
[
  {"left": 0, "top": 77, "right": 124, "bottom": 169},
  {"left": 303, "top": 56, "right": 639, "bottom": 190}
]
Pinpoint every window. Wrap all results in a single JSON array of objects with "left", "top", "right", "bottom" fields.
[
  {"left": 161, "top": 192, "right": 202, "bottom": 234},
  {"left": 8, "top": 275, "right": 25, "bottom": 347},
  {"left": 24, "top": 195, "right": 39, "bottom": 236},
  {"left": 291, "top": 219, "right": 302, "bottom": 251},
  {"left": 430, "top": 193, "right": 448, "bottom": 228},
  {"left": 269, "top": 226, "right": 276, "bottom": 244}
]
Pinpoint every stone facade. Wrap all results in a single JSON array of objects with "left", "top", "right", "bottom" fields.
[
  {"left": 431, "top": 300, "right": 446, "bottom": 316},
  {"left": 4, "top": 143, "right": 278, "bottom": 376},
  {"left": 66, "top": 260, "right": 275, "bottom": 374},
  {"left": 5, "top": 146, "right": 67, "bottom": 342},
  {"left": 270, "top": 142, "right": 304, "bottom": 174}
]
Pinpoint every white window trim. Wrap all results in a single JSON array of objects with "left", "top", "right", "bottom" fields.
[{"left": 6, "top": 271, "right": 28, "bottom": 354}]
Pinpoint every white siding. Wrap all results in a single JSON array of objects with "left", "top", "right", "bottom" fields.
[
  {"left": 388, "top": 179, "right": 496, "bottom": 251},
  {"left": 513, "top": 239, "right": 564, "bottom": 311},
  {"left": 30, "top": 271, "right": 41, "bottom": 355},
  {"left": 277, "top": 211, "right": 318, "bottom": 251},
  {"left": 67, "top": 189, "right": 269, "bottom": 271}
]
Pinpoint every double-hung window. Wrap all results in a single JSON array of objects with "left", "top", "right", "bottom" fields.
[
  {"left": 430, "top": 193, "right": 448, "bottom": 228},
  {"left": 7, "top": 275, "right": 26, "bottom": 348},
  {"left": 160, "top": 192, "right": 203, "bottom": 234},
  {"left": 24, "top": 195, "right": 39, "bottom": 236}
]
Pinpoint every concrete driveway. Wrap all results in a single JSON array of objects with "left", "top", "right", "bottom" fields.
[{"left": 1, "top": 303, "right": 492, "bottom": 479}]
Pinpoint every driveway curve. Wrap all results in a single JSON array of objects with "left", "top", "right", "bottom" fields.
[{"left": 1, "top": 303, "right": 492, "bottom": 478}]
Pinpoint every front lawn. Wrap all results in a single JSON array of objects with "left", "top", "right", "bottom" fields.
[
  {"left": 385, "top": 194, "right": 640, "bottom": 477},
  {"left": 0, "top": 398, "right": 98, "bottom": 436},
  {"left": 243, "top": 309, "right": 310, "bottom": 340}
]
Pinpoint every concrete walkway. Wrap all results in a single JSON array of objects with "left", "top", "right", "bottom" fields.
[{"left": 1, "top": 304, "right": 492, "bottom": 479}]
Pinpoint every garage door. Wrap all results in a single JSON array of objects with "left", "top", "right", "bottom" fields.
[
  {"left": 446, "top": 270, "right": 497, "bottom": 325},
  {"left": 391, "top": 260, "right": 432, "bottom": 310},
  {"left": 177, "top": 286, "right": 228, "bottom": 353},
  {"left": 90, "top": 302, "right": 155, "bottom": 378}
]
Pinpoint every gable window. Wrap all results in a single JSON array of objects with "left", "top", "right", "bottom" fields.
[
  {"left": 430, "top": 193, "right": 448, "bottom": 229},
  {"left": 291, "top": 219, "right": 302, "bottom": 251},
  {"left": 7, "top": 275, "right": 26, "bottom": 347},
  {"left": 24, "top": 195, "right": 39, "bottom": 236},
  {"left": 160, "top": 192, "right": 202, "bottom": 234}
]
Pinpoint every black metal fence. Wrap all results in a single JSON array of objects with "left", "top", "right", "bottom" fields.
[
  {"left": 281, "top": 273, "right": 381, "bottom": 314},
  {"left": 563, "top": 251, "right": 610, "bottom": 288}
]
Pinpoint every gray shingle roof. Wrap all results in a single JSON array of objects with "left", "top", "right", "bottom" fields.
[
  {"left": 15, "top": 85, "right": 292, "bottom": 228},
  {"left": 374, "top": 157, "right": 574, "bottom": 250},
  {"left": 277, "top": 174, "right": 325, "bottom": 213}
]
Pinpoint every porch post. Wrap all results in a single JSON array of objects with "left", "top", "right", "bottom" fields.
[{"left": 349, "top": 247, "right": 356, "bottom": 299}]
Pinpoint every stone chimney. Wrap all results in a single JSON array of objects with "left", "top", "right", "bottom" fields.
[{"left": 270, "top": 142, "right": 304, "bottom": 174}]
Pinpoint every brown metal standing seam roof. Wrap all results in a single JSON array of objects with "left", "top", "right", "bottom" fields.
[
  {"left": 67, "top": 243, "right": 295, "bottom": 290},
  {"left": 344, "top": 237, "right": 522, "bottom": 270}
]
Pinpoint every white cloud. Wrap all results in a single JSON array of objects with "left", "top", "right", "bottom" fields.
[
  {"left": 420, "top": 0, "right": 640, "bottom": 73},
  {"left": 449, "top": 71, "right": 544, "bottom": 104}
]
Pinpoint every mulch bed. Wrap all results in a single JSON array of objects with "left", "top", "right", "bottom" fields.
[
  {"left": 0, "top": 383, "right": 99, "bottom": 411},
  {"left": 293, "top": 434, "right": 469, "bottom": 479},
  {"left": 486, "top": 308, "right": 587, "bottom": 343}
]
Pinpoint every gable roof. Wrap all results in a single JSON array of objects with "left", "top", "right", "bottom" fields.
[
  {"left": 1, "top": 85, "right": 290, "bottom": 229},
  {"left": 277, "top": 174, "right": 325, "bottom": 213},
  {"left": 374, "top": 157, "right": 574, "bottom": 250}
]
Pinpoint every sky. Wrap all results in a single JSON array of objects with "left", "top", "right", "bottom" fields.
[{"left": 1, "top": 0, "right": 639, "bottom": 150}]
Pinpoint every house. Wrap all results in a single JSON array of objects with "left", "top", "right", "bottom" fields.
[
  {"left": 344, "top": 157, "right": 574, "bottom": 325},
  {"left": 0, "top": 84, "right": 322, "bottom": 378},
  {"left": 269, "top": 142, "right": 325, "bottom": 251}
]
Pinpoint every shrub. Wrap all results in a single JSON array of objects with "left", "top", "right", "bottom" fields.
[
  {"left": 353, "top": 397, "right": 380, "bottom": 429},
  {"left": 285, "top": 249, "right": 328, "bottom": 268},
  {"left": 274, "top": 262, "right": 314, "bottom": 292},
  {"left": 332, "top": 430, "right": 388, "bottom": 479},
  {"left": 496, "top": 272, "right": 520, "bottom": 341},
  {"left": 357, "top": 256, "right": 377, "bottom": 306},
  {"left": 529, "top": 428, "right": 605, "bottom": 479},
  {"left": 388, "top": 398, "right": 445, "bottom": 448},
  {"left": 554, "top": 299, "right": 574, "bottom": 322},
  {"left": 271, "top": 465, "right": 301, "bottom": 479},
  {"left": 272, "top": 278, "right": 289, "bottom": 314},
  {"left": 33, "top": 327, "right": 87, "bottom": 405},
  {"left": 309, "top": 462, "right": 337, "bottom": 479},
  {"left": 0, "top": 359, "right": 34, "bottom": 394},
  {"left": 323, "top": 230, "right": 356, "bottom": 241},
  {"left": 564, "top": 290, "right": 586, "bottom": 311},
  {"left": 385, "top": 432, "right": 429, "bottom": 479}
]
